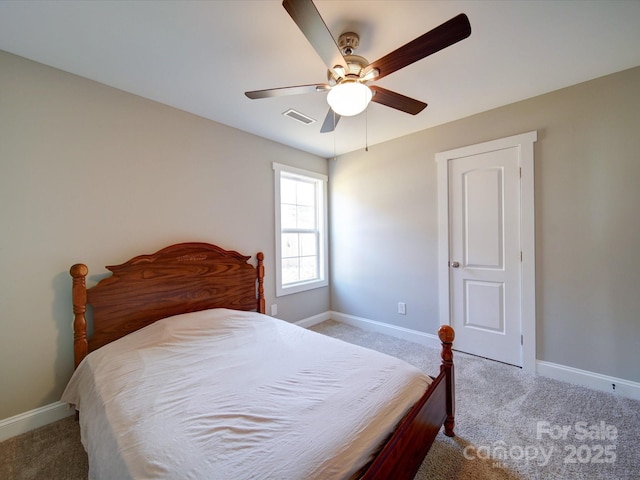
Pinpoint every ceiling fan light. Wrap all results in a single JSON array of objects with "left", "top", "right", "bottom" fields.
[{"left": 327, "top": 81, "right": 372, "bottom": 116}]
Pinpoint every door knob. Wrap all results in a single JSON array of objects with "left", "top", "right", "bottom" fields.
[{"left": 451, "top": 261, "right": 460, "bottom": 268}]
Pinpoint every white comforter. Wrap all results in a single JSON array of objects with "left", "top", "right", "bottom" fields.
[{"left": 62, "top": 309, "right": 431, "bottom": 480}]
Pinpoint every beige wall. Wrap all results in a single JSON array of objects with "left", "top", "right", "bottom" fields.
[
  {"left": 0, "top": 51, "right": 329, "bottom": 420},
  {"left": 330, "top": 66, "right": 640, "bottom": 383}
]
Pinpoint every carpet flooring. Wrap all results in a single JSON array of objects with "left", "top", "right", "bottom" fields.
[{"left": 1, "top": 319, "right": 638, "bottom": 479}]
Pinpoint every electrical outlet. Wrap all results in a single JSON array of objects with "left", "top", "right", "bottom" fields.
[
  {"left": 398, "top": 302, "right": 406, "bottom": 315},
  {"left": 271, "top": 304, "right": 278, "bottom": 316}
]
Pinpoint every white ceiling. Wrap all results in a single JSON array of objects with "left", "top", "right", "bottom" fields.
[{"left": 1, "top": 0, "right": 640, "bottom": 158}]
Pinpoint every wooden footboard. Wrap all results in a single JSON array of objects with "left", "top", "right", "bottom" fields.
[{"left": 361, "top": 325, "right": 455, "bottom": 480}]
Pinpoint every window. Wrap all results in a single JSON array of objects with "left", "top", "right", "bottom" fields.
[{"left": 273, "top": 163, "right": 328, "bottom": 296}]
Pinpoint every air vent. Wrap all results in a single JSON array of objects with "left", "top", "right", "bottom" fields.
[{"left": 282, "top": 109, "right": 316, "bottom": 125}]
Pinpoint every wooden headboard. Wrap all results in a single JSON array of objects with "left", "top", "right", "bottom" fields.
[{"left": 70, "top": 242, "right": 265, "bottom": 368}]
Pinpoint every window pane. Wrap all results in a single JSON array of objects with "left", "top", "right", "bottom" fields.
[
  {"left": 281, "top": 177, "right": 297, "bottom": 204},
  {"left": 282, "top": 258, "right": 299, "bottom": 285},
  {"left": 282, "top": 233, "right": 299, "bottom": 258},
  {"left": 296, "top": 181, "right": 315, "bottom": 206},
  {"left": 299, "top": 256, "right": 318, "bottom": 281},
  {"left": 281, "top": 204, "right": 297, "bottom": 229},
  {"left": 300, "top": 233, "right": 317, "bottom": 256},
  {"left": 296, "top": 205, "right": 315, "bottom": 229}
]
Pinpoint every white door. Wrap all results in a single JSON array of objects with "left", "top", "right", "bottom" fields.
[
  {"left": 448, "top": 148, "right": 521, "bottom": 366},
  {"left": 436, "top": 131, "right": 537, "bottom": 369}
]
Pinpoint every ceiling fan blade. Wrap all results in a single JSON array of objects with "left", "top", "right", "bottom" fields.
[
  {"left": 370, "top": 86, "right": 427, "bottom": 115},
  {"left": 320, "top": 108, "right": 341, "bottom": 133},
  {"left": 282, "top": 0, "right": 347, "bottom": 73},
  {"left": 245, "top": 84, "right": 330, "bottom": 99},
  {"left": 365, "top": 13, "right": 471, "bottom": 81}
]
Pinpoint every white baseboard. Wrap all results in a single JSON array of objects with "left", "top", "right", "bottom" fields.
[
  {"left": 329, "top": 311, "right": 441, "bottom": 348},
  {"left": 536, "top": 360, "right": 640, "bottom": 401},
  {"left": 294, "top": 310, "right": 332, "bottom": 328},
  {"left": 0, "top": 401, "right": 74, "bottom": 443},
  {"left": 324, "top": 311, "right": 640, "bottom": 401}
]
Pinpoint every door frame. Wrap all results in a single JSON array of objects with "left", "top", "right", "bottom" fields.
[{"left": 435, "top": 131, "right": 537, "bottom": 371}]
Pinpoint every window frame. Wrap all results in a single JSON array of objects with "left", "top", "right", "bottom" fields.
[{"left": 273, "top": 162, "right": 328, "bottom": 297}]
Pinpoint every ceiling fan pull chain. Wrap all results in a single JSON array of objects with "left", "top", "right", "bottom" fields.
[{"left": 365, "top": 108, "right": 369, "bottom": 152}]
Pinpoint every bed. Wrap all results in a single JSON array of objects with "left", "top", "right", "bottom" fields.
[{"left": 63, "top": 242, "right": 455, "bottom": 480}]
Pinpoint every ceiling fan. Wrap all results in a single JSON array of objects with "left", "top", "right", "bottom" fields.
[{"left": 245, "top": 0, "right": 471, "bottom": 133}]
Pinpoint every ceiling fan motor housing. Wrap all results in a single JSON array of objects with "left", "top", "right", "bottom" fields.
[
  {"left": 329, "top": 32, "right": 369, "bottom": 84},
  {"left": 327, "top": 54, "right": 369, "bottom": 84}
]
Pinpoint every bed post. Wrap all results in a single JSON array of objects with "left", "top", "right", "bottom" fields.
[
  {"left": 70, "top": 264, "right": 89, "bottom": 368},
  {"left": 256, "top": 252, "right": 265, "bottom": 314},
  {"left": 438, "top": 325, "right": 455, "bottom": 437}
]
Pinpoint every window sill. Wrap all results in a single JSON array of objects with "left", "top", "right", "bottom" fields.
[{"left": 276, "top": 279, "right": 328, "bottom": 297}]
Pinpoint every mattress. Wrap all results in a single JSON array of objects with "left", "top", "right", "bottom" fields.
[{"left": 62, "top": 308, "right": 431, "bottom": 480}]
